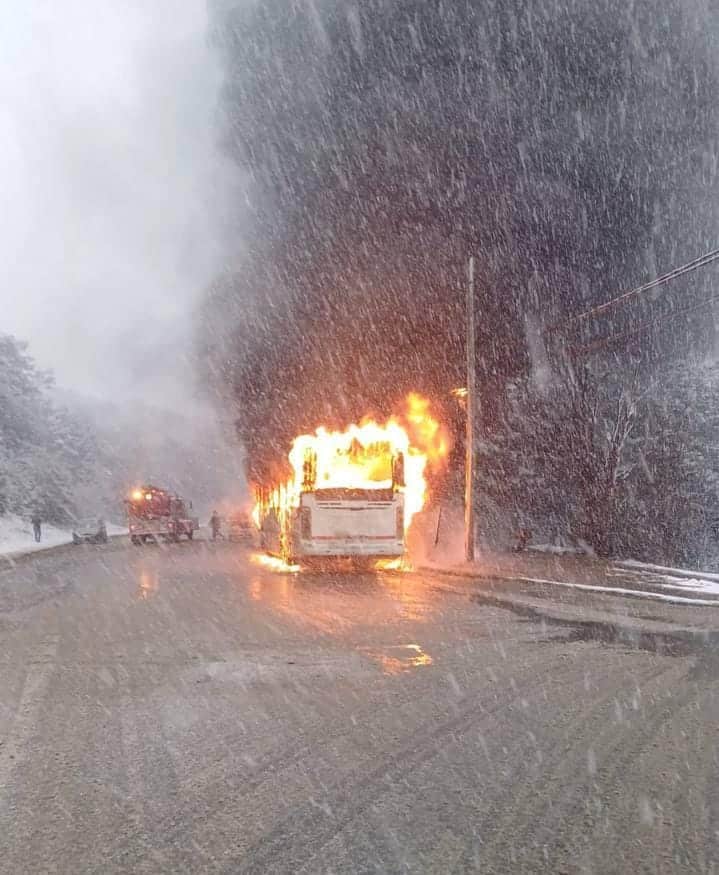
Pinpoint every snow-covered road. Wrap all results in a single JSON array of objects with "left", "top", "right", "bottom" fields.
[{"left": 1, "top": 541, "right": 719, "bottom": 872}]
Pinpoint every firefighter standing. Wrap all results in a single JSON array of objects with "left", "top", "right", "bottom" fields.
[
  {"left": 31, "top": 513, "right": 42, "bottom": 543},
  {"left": 210, "top": 511, "right": 221, "bottom": 541}
]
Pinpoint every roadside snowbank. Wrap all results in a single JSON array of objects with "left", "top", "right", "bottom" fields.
[
  {"left": 421, "top": 545, "right": 719, "bottom": 608},
  {"left": 655, "top": 577, "right": 719, "bottom": 597},
  {"left": 0, "top": 515, "right": 125, "bottom": 560},
  {"left": 0, "top": 514, "right": 74, "bottom": 557},
  {"left": 614, "top": 559, "right": 719, "bottom": 597},
  {"left": 519, "top": 576, "right": 719, "bottom": 607},
  {"left": 529, "top": 544, "right": 585, "bottom": 556},
  {"left": 618, "top": 559, "right": 719, "bottom": 584}
]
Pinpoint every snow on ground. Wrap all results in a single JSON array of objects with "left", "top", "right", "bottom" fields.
[
  {"left": 518, "top": 576, "right": 719, "bottom": 607},
  {"left": 0, "top": 515, "right": 126, "bottom": 559},
  {"left": 618, "top": 559, "right": 719, "bottom": 584},
  {"left": 654, "top": 577, "right": 719, "bottom": 596},
  {"left": 613, "top": 560, "right": 719, "bottom": 597},
  {"left": 0, "top": 514, "right": 73, "bottom": 557},
  {"left": 529, "top": 544, "right": 585, "bottom": 556},
  {"left": 422, "top": 544, "right": 719, "bottom": 608}
]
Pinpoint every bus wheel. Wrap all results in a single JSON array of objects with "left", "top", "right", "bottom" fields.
[{"left": 131, "top": 535, "right": 141, "bottom": 546}]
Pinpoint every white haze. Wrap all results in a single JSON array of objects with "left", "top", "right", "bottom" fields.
[{"left": 1, "top": 0, "right": 241, "bottom": 408}]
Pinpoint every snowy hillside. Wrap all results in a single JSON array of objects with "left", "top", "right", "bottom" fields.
[
  {"left": 0, "top": 514, "right": 74, "bottom": 557},
  {"left": 0, "top": 514, "right": 126, "bottom": 559}
]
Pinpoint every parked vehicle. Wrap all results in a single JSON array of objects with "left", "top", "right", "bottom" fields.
[
  {"left": 72, "top": 518, "right": 108, "bottom": 545},
  {"left": 228, "top": 511, "right": 255, "bottom": 543}
]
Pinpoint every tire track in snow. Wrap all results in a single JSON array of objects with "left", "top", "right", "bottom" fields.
[
  {"left": 118, "top": 683, "right": 148, "bottom": 834},
  {"left": 473, "top": 659, "right": 691, "bottom": 872},
  {"left": 233, "top": 653, "right": 587, "bottom": 875},
  {"left": 0, "top": 630, "right": 59, "bottom": 813}
]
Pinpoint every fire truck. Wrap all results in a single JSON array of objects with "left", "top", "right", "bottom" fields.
[
  {"left": 256, "top": 451, "right": 406, "bottom": 565},
  {"left": 126, "top": 485, "right": 198, "bottom": 545}
]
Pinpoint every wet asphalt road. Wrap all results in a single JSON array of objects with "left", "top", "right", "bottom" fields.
[{"left": 1, "top": 540, "right": 718, "bottom": 874}]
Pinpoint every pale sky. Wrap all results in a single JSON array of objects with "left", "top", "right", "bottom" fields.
[{"left": 1, "top": 0, "right": 241, "bottom": 407}]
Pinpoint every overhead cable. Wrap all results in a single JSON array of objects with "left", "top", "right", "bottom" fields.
[
  {"left": 549, "top": 245, "right": 719, "bottom": 334},
  {"left": 572, "top": 293, "right": 719, "bottom": 358}
]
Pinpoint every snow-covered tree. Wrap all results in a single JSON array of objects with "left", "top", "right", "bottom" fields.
[
  {"left": 478, "top": 351, "right": 719, "bottom": 566},
  {"left": 621, "top": 357, "right": 719, "bottom": 566},
  {"left": 478, "top": 360, "right": 642, "bottom": 556},
  {"left": 0, "top": 335, "right": 96, "bottom": 524}
]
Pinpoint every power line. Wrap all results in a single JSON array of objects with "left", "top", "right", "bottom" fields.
[
  {"left": 572, "top": 292, "right": 719, "bottom": 358},
  {"left": 548, "top": 245, "right": 719, "bottom": 334}
]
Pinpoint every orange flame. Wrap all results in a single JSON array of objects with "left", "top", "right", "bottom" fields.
[
  {"left": 254, "top": 393, "right": 449, "bottom": 534},
  {"left": 250, "top": 552, "right": 300, "bottom": 573}
]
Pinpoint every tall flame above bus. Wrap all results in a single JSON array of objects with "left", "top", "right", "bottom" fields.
[{"left": 253, "top": 393, "right": 450, "bottom": 534}]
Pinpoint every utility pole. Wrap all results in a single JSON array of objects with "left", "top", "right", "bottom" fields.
[{"left": 465, "top": 256, "right": 477, "bottom": 562}]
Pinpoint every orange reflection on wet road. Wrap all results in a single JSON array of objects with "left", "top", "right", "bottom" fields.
[
  {"left": 362, "top": 643, "right": 434, "bottom": 675},
  {"left": 248, "top": 575, "right": 352, "bottom": 636},
  {"left": 375, "top": 556, "right": 413, "bottom": 572},
  {"left": 242, "top": 557, "right": 441, "bottom": 656},
  {"left": 380, "top": 575, "right": 433, "bottom": 623},
  {"left": 137, "top": 569, "right": 159, "bottom": 601}
]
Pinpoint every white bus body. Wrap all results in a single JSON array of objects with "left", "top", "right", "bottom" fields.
[{"left": 260, "top": 488, "right": 404, "bottom": 562}]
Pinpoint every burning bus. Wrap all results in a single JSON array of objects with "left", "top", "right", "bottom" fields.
[{"left": 253, "top": 394, "right": 449, "bottom": 565}]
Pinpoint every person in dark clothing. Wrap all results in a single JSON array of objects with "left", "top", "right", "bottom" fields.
[
  {"left": 514, "top": 527, "right": 532, "bottom": 552},
  {"left": 31, "top": 514, "right": 42, "bottom": 543},
  {"left": 210, "top": 511, "right": 221, "bottom": 541}
]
